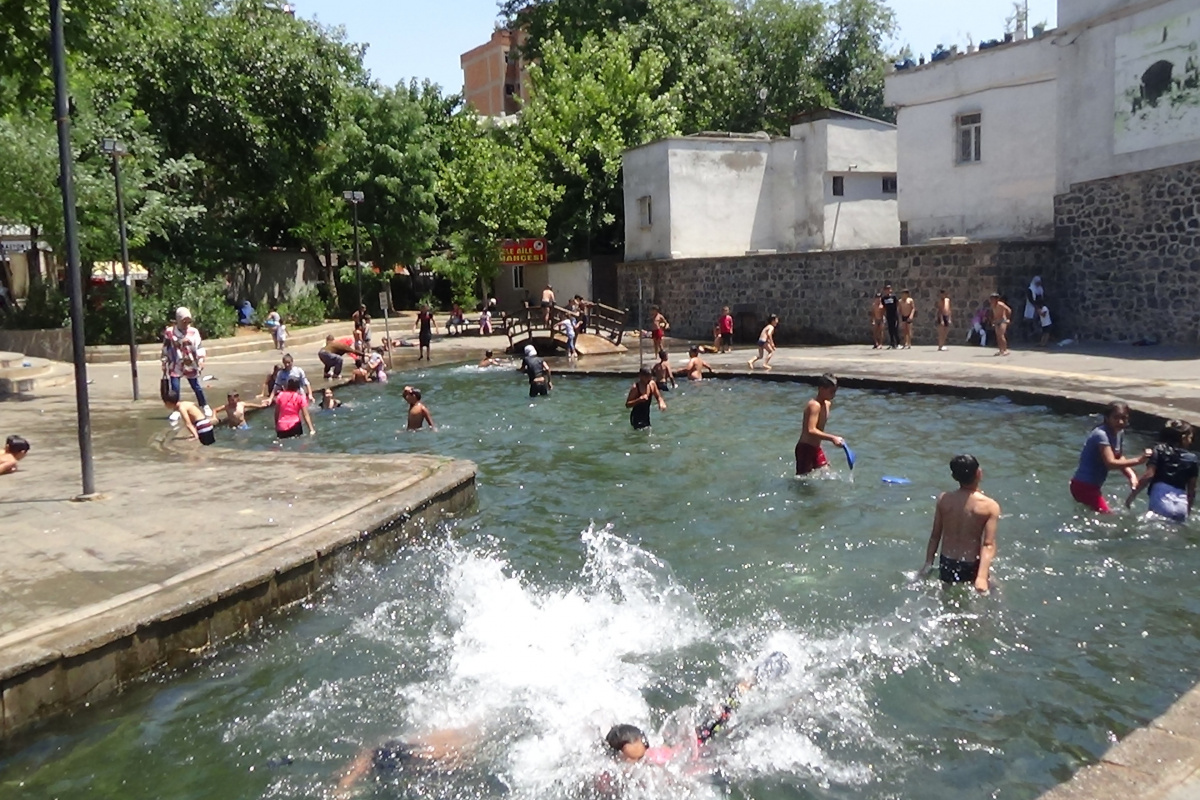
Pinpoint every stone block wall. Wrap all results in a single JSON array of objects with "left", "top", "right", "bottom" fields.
[
  {"left": 0, "top": 327, "right": 72, "bottom": 361},
  {"left": 618, "top": 242, "right": 1057, "bottom": 346},
  {"left": 1055, "top": 160, "right": 1200, "bottom": 345}
]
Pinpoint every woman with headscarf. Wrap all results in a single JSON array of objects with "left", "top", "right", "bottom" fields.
[{"left": 1024, "top": 276, "right": 1045, "bottom": 339}]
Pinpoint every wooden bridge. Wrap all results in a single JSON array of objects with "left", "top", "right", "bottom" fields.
[{"left": 505, "top": 302, "right": 628, "bottom": 356}]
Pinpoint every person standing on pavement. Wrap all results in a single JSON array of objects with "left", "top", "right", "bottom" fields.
[
  {"left": 161, "top": 307, "right": 210, "bottom": 416},
  {"left": 415, "top": 305, "right": 437, "bottom": 361},
  {"left": 880, "top": 284, "right": 900, "bottom": 349}
]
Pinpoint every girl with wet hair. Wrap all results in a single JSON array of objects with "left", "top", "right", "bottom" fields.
[{"left": 1126, "top": 419, "right": 1197, "bottom": 522}]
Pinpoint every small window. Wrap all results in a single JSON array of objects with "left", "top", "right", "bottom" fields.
[
  {"left": 882, "top": 176, "right": 897, "bottom": 194},
  {"left": 504, "top": 83, "right": 516, "bottom": 96},
  {"left": 513, "top": 263, "right": 524, "bottom": 290},
  {"left": 637, "top": 195, "right": 653, "bottom": 229},
  {"left": 832, "top": 176, "right": 845, "bottom": 196},
  {"left": 957, "top": 112, "right": 982, "bottom": 163}
]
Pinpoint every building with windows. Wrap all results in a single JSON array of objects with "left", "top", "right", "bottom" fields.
[
  {"left": 460, "top": 28, "right": 528, "bottom": 118},
  {"left": 884, "top": 35, "right": 1059, "bottom": 244},
  {"left": 622, "top": 109, "right": 899, "bottom": 261}
]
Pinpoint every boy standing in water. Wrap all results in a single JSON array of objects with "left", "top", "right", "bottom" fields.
[
  {"left": 683, "top": 346, "right": 714, "bottom": 381},
  {"left": 921, "top": 454, "right": 1000, "bottom": 594},
  {"left": 403, "top": 386, "right": 436, "bottom": 431},
  {"left": 626, "top": 366, "right": 667, "bottom": 430},
  {"left": 795, "top": 373, "right": 844, "bottom": 475},
  {"left": 651, "top": 349, "right": 676, "bottom": 391},
  {"left": 936, "top": 290, "right": 952, "bottom": 351}
]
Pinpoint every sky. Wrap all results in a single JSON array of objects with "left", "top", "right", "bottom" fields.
[{"left": 297, "top": 0, "right": 1058, "bottom": 94}]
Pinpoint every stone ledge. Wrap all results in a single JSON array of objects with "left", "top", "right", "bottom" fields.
[{"left": 0, "top": 458, "right": 476, "bottom": 741}]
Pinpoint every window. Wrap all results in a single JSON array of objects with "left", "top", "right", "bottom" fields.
[
  {"left": 637, "top": 195, "right": 653, "bottom": 229},
  {"left": 882, "top": 176, "right": 897, "bottom": 194},
  {"left": 832, "top": 176, "right": 845, "bottom": 196},
  {"left": 957, "top": 112, "right": 982, "bottom": 163},
  {"left": 513, "top": 263, "right": 525, "bottom": 290},
  {"left": 505, "top": 83, "right": 516, "bottom": 96}
]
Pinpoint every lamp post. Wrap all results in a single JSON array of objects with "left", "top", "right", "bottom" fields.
[
  {"left": 342, "top": 190, "right": 364, "bottom": 309},
  {"left": 50, "top": 0, "right": 96, "bottom": 497},
  {"left": 101, "top": 137, "right": 139, "bottom": 401}
]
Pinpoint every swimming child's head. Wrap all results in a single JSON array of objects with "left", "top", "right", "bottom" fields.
[
  {"left": 403, "top": 386, "right": 421, "bottom": 402},
  {"left": 949, "top": 454, "right": 981, "bottom": 486},
  {"left": 323, "top": 388, "right": 334, "bottom": 399},
  {"left": 1160, "top": 419, "right": 1194, "bottom": 447},
  {"left": 605, "top": 724, "right": 649, "bottom": 761},
  {"left": 5, "top": 435, "right": 30, "bottom": 458},
  {"left": 485, "top": 350, "right": 493, "bottom": 358},
  {"left": 817, "top": 373, "right": 838, "bottom": 396},
  {"left": 688, "top": 346, "right": 699, "bottom": 356},
  {"left": 227, "top": 392, "right": 240, "bottom": 405}
]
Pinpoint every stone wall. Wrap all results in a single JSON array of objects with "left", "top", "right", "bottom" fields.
[
  {"left": 618, "top": 242, "right": 1057, "bottom": 346},
  {"left": 1054, "top": 160, "right": 1200, "bottom": 345}
]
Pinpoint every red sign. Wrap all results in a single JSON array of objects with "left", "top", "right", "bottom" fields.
[{"left": 500, "top": 238, "right": 548, "bottom": 264}]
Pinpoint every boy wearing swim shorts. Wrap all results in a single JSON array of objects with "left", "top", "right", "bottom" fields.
[
  {"left": 936, "top": 290, "right": 951, "bottom": 351},
  {"left": 795, "top": 373, "right": 844, "bottom": 475},
  {"left": 921, "top": 454, "right": 1000, "bottom": 594}
]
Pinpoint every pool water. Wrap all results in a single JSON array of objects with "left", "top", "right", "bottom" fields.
[{"left": 3, "top": 366, "right": 1199, "bottom": 800}]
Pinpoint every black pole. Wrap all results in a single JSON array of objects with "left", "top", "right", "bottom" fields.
[
  {"left": 352, "top": 201, "right": 362, "bottom": 310},
  {"left": 51, "top": 0, "right": 96, "bottom": 497},
  {"left": 111, "top": 153, "right": 138, "bottom": 400}
]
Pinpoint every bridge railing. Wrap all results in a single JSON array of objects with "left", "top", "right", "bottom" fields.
[{"left": 506, "top": 303, "right": 628, "bottom": 352}]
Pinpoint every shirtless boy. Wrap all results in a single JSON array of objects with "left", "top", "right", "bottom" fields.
[
  {"left": 0, "top": 435, "right": 30, "bottom": 475},
  {"left": 402, "top": 386, "right": 435, "bottom": 431},
  {"left": 540, "top": 284, "right": 556, "bottom": 326},
  {"left": 898, "top": 289, "right": 916, "bottom": 349},
  {"left": 626, "top": 366, "right": 667, "bottom": 430},
  {"left": 747, "top": 314, "right": 778, "bottom": 370},
  {"left": 683, "top": 346, "right": 714, "bottom": 381},
  {"left": 163, "top": 390, "right": 216, "bottom": 445},
  {"left": 936, "top": 290, "right": 952, "bottom": 351},
  {"left": 989, "top": 293, "right": 1012, "bottom": 356},
  {"left": 922, "top": 454, "right": 1000, "bottom": 593},
  {"left": 795, "top": 373, "right": 844, "bottom": 475},
  {"left": 649, "top": 306, "right": 669, "bottom": 353},
  {"left": 215, "top": 392, "right": 261, "bottom": 429},
  {"left": 870, "top": 294, "right": 885, "bottom": 349},
  {"left": 651, "top": 349, "right": 677, "bottom": 391}
]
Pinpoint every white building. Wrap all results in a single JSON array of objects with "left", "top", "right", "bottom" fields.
[
  {"left": 885, "top": 0, "right": 1200, "bottom": 245},
  {"left": 1055, "top": 0, "right": 1200, "bottom": 193},
  {"left": 622, "top": 109, "right": 899, "bottom": 261},
  {"left": 885, "top": 36, "right": 1059, "bottom": 244}
]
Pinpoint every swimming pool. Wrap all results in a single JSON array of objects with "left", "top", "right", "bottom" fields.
[{"left": 2, "top": 366, "right": 1197, "bottom": 800}]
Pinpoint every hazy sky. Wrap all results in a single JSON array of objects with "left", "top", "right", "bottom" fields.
[{"left": 298, "top": 0, "right": 1058, "bottom": 93}]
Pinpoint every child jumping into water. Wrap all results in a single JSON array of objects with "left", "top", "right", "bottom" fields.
[{"left": 747, "top": 315, "right": 778, "bottom": 370}]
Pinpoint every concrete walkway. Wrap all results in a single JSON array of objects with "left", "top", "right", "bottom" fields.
[{"left": 3, "top": 332, "right": 1200, "bottom": 798}]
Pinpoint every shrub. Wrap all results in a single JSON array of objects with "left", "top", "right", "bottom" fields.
[
  {"left": 2, "top": 283, "right": 69, "bottom": 330},
  {"left": 276, "top": 284, "right": 328, "bottom": 328}
]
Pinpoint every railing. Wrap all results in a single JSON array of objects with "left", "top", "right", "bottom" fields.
[{"left": 505, "top": 302, "right": 628, "bottom": 352}]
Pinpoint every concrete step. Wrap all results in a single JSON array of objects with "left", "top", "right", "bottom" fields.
[
  {"left": 0, "top": 351, "right": 25, "bottom": 369},
  {"left": 0, "top": 358, "right": 75, "bottom": 397}
]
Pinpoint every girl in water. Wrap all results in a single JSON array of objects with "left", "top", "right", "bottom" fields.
[
  {"left": 1070, "top": 401, "right": 1149, "bottom": 513},
  {"left": 1126, "top": 419, "right": 1197, "bottom": 522}
]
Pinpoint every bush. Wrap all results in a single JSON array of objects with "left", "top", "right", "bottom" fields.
[
  {"left": 276, "top": 284, "right": 328, "bottom": 328},
  {"left": 80, "top": 263, "right": 235, "bottom": 345},
  {"left": 2, "top": 284, "right": 69, "bottom": 330}
]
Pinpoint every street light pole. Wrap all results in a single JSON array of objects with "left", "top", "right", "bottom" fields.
[
  {"left": 342, "top": 190, "right": 364, "bottom": 310},
  {"left": 50, "top": 0, "right": 96, "bottom": 497},
  {"left": 102, "top": 138, "right": 138, "bottom": 401}
]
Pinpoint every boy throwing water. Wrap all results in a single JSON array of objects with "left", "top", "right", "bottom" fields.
[
  {"left": 921, "top": 454, "right": 1000, "bottom": 594},
  {"left": 795, "top": 373, "right": 844, "bottom": 475}
]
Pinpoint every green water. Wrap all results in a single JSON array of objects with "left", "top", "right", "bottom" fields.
[{"left": 3, "top": 366, "right": 1199, "bottom": 800}]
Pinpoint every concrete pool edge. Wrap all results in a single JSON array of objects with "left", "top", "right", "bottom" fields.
[{"left": 0, "top": 457, "right": 477, "bottom": 743}]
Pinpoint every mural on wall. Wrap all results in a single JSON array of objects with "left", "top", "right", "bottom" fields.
[{"left": 1114, "top": 12, "right": 1200, "bottom": 155}]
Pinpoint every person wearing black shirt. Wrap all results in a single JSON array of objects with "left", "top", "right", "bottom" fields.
[
  {"left": 1127, "top": 419, "right": 1197, "bottom": 522},
  {"left": 519, "top": 344, "right": 552, "bottom": 397},
  {"left": 880, "top": 284, "right": 900, "bottom": 349}
]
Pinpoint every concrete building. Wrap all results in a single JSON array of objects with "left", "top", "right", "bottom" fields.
[
  {"left": 885, "top": 36, "right": 1059, "bottom": 244},
  {"left": 460, "top": 29, "right": 529, "bottom": 118},
  {"left": 623, "top": 110, "right": 898, "bottom": 261}
]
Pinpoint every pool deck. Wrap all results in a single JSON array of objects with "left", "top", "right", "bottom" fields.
[{"left": 3, "top": 330, "right": 1200, "bottom": 798}]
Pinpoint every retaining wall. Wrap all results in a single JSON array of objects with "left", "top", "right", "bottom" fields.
[
  {"left": 0, "top": 328, "right": 71, "bottom": 362},
  {"left": 1054, "top": 160, "right": 1200, "bottom": 345},
  {"left": 618, "top": 242, "right": 1057, "bottom": 346}
]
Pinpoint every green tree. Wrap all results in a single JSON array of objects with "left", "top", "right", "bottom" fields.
[
  {"left": 521, "top": 30, "right": 680, "bottom": 260},
  {"left": 817, "top": 0, "right": 897, "bottom": 121},
  {"left": 433, "top": 115, "right": 562, "bottom": 305}
]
